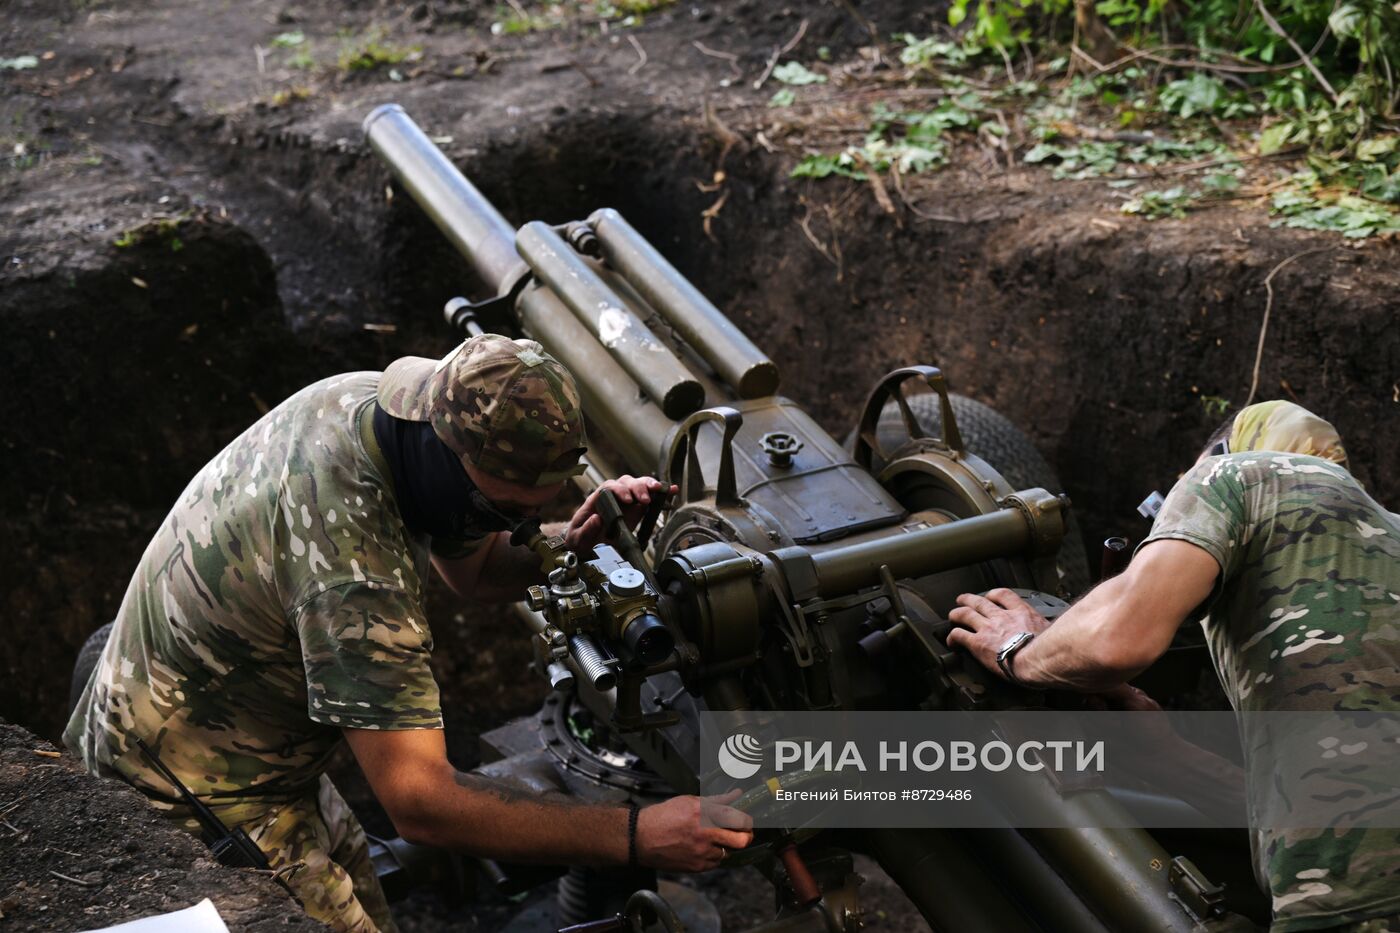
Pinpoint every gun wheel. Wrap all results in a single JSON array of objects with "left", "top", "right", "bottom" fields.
[{"left": 869, "top": 392, "right": 1092, "bottom": 596}]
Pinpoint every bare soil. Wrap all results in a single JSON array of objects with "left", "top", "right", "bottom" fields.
[
  {"left": 0, "top": 721, "right": 327, "bottom": 931},
  {"left": 2, "top": 0, "right": 1397, "bottom": 929}
]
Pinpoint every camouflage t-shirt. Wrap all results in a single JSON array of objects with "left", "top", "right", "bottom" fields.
[
  {"left": 1145, "top": 452, "right": 1400, "bottom": 930},
  {"left": 65, "top": 373, "right": 462, "bottom": 802}
]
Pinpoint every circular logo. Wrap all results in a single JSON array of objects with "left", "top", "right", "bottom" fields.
[{"left": 717, "top": 732, "right": 764, "bottom": 780}]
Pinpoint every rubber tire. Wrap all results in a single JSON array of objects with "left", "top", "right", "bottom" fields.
[
  {"left": 874, "top": 393, "right": 1092, "bottom": 595},
  {"left": 69, "top": 621, "right": 114, "bottom": 717}
]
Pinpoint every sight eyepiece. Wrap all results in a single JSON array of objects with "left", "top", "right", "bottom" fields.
[{"left": 621, "top": 612, "right": 673, "bottom": 667}]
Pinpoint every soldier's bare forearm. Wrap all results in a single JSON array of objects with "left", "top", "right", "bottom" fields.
[
  {"left": 395, "top": 766, "right": 629, "bottom": 865},
  {"left": 347, "top": 727, "right": 630, "bottom": 866}
]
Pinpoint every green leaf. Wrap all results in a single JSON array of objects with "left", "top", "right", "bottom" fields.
[
  {"left": 1361, "top": 166, "right": 1400, "bottom": 203},
  {"left": 769, "top": 88, "right": 796, "bottom": 108},
  {"left": 948, "top": 2, "right": 968, "bottom": 28},
  {"left": 790, "top": 152, "right": 865, "bottom": 180},
  {"left": 1328, "top": 3, "right": 1364, "bottom": 38},
  {"left": 1356, "top": 136, "right": 1398, "bottom": 162},
  {"left": 772, "top": 62, "right": 826, "bottom": 86},
  {"left": 900, "top": 34, "right": 967, "bottom": 67},
  {"left": 1269, "top": 186, "right": 1400, "bottom": 239},
  {"left": 1257, "top": 123, "right": 1293, "bottom": 155},
  {"left": 980, "top": 11, "right": 1014, "bottom": 48},
  {"left": 1202, "top": 169, "right": 1241, "bottom": 193},
  {"left": 1122, "top": 186, "right": 1194, "bottom": 219},
  {"left": 271, "top": 31, "right": 306, "bottom": 48},
  {"left": 1159, "top": 73, "right": 1225, "bottom": 118},
  {"left": 0, "top": 55, "right": 39, "bottom": 70}
]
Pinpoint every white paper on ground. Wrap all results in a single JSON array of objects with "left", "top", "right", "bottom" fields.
[{"left": 79, "top": 897, "right": 230, "bottom": 933}]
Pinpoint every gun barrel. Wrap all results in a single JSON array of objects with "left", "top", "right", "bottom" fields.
[
  {"left": 363, "top": 103, "right": 521, "bottom": 293},
  {"left": 514, "top": 281, "right": 674, "bottom": 470},
  {"left": 590, "top": 209, "right": 779, "bottom": 398},
  {"left": 517, "top": 221, "right": 705, "bottom": 419}
]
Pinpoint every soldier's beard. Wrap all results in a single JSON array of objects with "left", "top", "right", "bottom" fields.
[{"left": 371, "top": 403, "right": 523, "bottom": 542}]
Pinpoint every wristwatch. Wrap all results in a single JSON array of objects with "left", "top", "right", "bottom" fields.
[{"left": 995, "top": 631, "right": 1036, "bottom": 686}]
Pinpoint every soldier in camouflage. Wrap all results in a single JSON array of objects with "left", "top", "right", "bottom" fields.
[
  {"left": 65, "top": 334, "right": 753, "bottom": 933},
  {"left": 945, "top": 400, "right": 1400, "bottom": 931}
]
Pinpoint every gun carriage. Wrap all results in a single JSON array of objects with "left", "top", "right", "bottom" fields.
[{"left": 363, "top": 103, "right": 1255, "bottom": 933}]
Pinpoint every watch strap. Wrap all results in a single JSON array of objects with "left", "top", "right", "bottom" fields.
[{"left": 996, "top": 631, "right": 1036, "bottom": 686}]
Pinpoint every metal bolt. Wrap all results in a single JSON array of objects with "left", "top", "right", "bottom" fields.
[{"left": 567, "top": 223, "right": 600, "bottom": 257}]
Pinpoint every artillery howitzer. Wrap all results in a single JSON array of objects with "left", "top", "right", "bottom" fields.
[{"left": 364, "top": 104, "right": 1257, "bottom": 933}]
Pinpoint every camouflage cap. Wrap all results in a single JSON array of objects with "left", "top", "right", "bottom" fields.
[{"left": 378, "top": 334, "right": 587, "bottom": 486}]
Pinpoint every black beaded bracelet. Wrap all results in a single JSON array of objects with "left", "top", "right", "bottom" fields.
[{"left": 627, "top": 802, "right": 640, "bottom": 868}]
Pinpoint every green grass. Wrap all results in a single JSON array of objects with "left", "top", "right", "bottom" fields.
[{"left": 336, "top": 33, "right": 421, "bottom": 73}]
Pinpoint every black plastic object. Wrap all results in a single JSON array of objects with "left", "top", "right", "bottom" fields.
[
  {"left": 68, "top": 621, "right": 114, "bottom": 715},
  {"left": 622, "top": 613, "right": 673, "bottom": 667},
  {"left": 133, "top": 737, "right": 271, "bottom": 871},
  {"left": 1101, "top": 536, "right": 1132, "bottom": 581}
]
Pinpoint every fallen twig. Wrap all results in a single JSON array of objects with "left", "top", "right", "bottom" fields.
[
  {"left": 753, "top": 19, "right": 809, "bottom": 90},
  {"left": 701, "top": 189, "right": 729, "bottom": 242},
  {"left": 717, "top": 85, "right": 955, "bottom": 112},
  {"left": 797, "top": 207, "right": 840, "bottom": 268},
  {"left": 249, "top": 862, "right": 305, "bottom": 884},
  {"left": 1254, "top": 0, "right": 1340, "bottom": 105},
  {"left": 1084, "top": 39, "right": 1322, "bottom": 76},
  {"left": 626, "top": 34, "right": 647, "bottom": 75},
  {"left": 1246, "top": 247, "right": 1340, "bottom": 406},
  {"left": 1084, "top": 147, "right": 1306, "bottom": 181},
  {"left": 703, "top": 100, "right": 743, "bottom": 172},
  {"left": 822, "top": 205, "right": 846, "bottom": 281},
  {"left": 692, "top": 41, "right": 742, "bottom": 80},
  {"left": 49, "top": 870, "right": 101, "bottom": 888},
  {"left": 861, "top": 157, "right": 899, "bottom": 220}
]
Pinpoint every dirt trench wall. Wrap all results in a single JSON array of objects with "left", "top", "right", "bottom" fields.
[
  {"left": 0, "top": 213, "right": 303, "bottom": 739},
  {"left": 0, "top": 720, "right": 326, "bottom": 932}
]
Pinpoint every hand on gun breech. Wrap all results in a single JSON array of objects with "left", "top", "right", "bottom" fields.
[{"left": 564, "top": 475, "right": 677, "bottom": 552}]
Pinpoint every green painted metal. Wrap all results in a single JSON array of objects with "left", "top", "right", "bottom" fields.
[
  {"left": 862, "top": 829, "right": 1042, "bottom": 932},
  {"left": 362, "top": 104, "right": 521, "bottom": 293},
  {"left": 513, "top": 281, "right": 673, "bottom": 472},
  {"left": 516, "top": 221, "right": 704, "bottom": 419},
  {"left": 590, "top": 208, "right": 779, "bottom": 399},
  {"left": 783, "top": 505, "right": 1037, "bottom": 597}
]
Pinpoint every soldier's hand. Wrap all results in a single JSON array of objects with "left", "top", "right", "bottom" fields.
[
  {"left": 946, "top": 588, "right": 1052, "bottom": 678},
  {"left": 636, "top": 791, "right": 753, "bottom": 872},
  {"left": 564, "top": 476, "right": 676, "bottom": 551}
]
